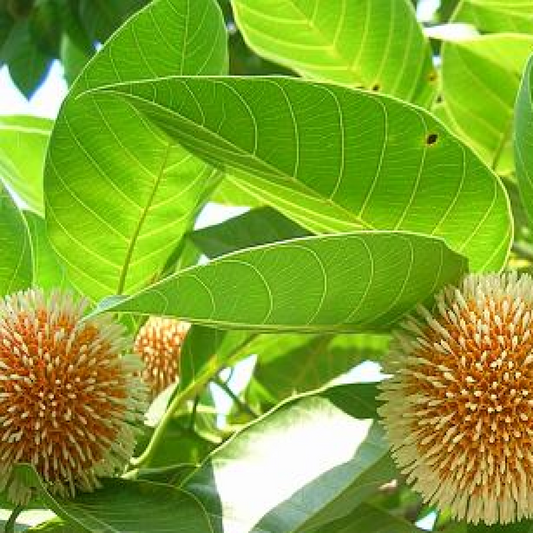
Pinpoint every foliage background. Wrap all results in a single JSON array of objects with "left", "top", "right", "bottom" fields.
[{"left": 0, "top": 0, "right": 532, "bottom": 531}]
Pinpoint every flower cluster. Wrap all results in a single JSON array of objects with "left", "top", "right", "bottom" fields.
[
  {"left": 379, "top": 273, "right": 533, "bottom": 525},
  {"left": 0, "top": 289, "right": 146, "bottom": 504},
  {"left": 134, "top": 317, "right": 190, "bottom": 398}
]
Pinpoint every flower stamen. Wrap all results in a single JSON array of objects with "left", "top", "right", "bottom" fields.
[
  {"left": 379, "top": 273, "right": 533, "bottom": 525},
  {"left": 0, "top": 289, "right": 146, "bottom": 504}
]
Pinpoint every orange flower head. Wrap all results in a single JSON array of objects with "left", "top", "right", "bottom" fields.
[
  {"left": 0, "top": 289, "right": 146, "bottom": 504},
  {"left": 379, "top": 273, "right": 533, "bottom": 525},
  {"left": 134, "top": 317, "right": 189, "bottom": 398}
]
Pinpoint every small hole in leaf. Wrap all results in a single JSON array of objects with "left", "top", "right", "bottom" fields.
[
  {"left": 371, "top": 83, "right": 380, "bottom": 91},
  {"left": 426, "top": 133, "right": 438, "bottom": 145}
]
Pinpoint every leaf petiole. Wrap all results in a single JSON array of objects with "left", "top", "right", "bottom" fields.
[{"left": 4, "top": 504, "right": 24, "bottom": 533}]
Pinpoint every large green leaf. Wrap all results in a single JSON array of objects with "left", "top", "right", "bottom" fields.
[
  {"left": 14, "top": 464, "right": 213, "bottom": 533},
  {"left": 92, "top": 232, "right": 466, "bottom": 333},
  {"left": 24, "top": 212, "right": 68, "bottom": 290},
  {"left": 28, "top": 0, "right": 62, "bottom": 57},
  {"left": 231, "top": 0, "right": 436, "bottom": 106},
  {"left": 78, "top": 0, "right": 149, "bottom": 42},
  {"left": 516, "top": 55, "right": 533, "bottom": 226},
  {"left": 312, "top": 503, "right": 425, "bottom": 533},
  {"left": 221, "top": 174, "right": 366, "bottom": 234},
  {"left": 440, "top": 34, "right": 533, "bottom": 174},
  {"left": 452, "top": 0, "right": 533, "bottom": 34},
  {"left": 0, "top": 10, "right": 15, "bottom": 60},
  {"left": 185, "top": 384, "right": 396, "bottom": 533},
  {"left": 0, "top": 115, "right": 52, "bottom": 215},
  {"left": 2, "top": 20, "right": 52, "bottom": 98},
  {"left": 0, "top": 186, "right": 32, "bottom": 295},
  {"left": 60, "top": 35, "right": 92, "bottom": 87},
  {"left": 190, "top": 206, "right": 310, "bottom": 258},
  {"left": 44, "top": 0, "right": 228, "bottom": 301},
  {"left": 139, "top": 422, "right": 216, "bottom": 469},
  {"left": 245, "top": 333, "right": 389, "bottom": 405},
  {"left": 89, "top": 76, "right": 511, "bottom": 271}
]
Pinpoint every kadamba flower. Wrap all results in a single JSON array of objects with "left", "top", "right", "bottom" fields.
[
  {"left": 379, "top": 273, "right": 533, "bottom": 525},
  {"left": 134, "top": 317, "right": 190, "bottom": 398},
  {"left": 0, "top": 289, "right": 146, "bottom": 504}
]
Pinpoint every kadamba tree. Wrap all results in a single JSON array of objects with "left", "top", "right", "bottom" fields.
[
  {"left": 134, "top": 318, "right": 189, "bottom": 398},
  {"left": 0, "top": 0, "right": 533, "bottom": 532}
]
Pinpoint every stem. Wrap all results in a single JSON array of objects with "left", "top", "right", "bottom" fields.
[
  {"left": 213, "top": 376, "right": 259, "bottom": 418},
  {"left": 131, "top": 333, "right": 258, "bottom": 467},
  {"left": 188, "top": 395, "right": 200, "bottom": 431},
  {"left": 224, "top": 366, "right": 235, "bottom": 384},
  {"left": 5, "top": 505, "right": 23, "bottom": 533}
]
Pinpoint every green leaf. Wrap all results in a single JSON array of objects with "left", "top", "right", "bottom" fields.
[
  {"left": 190, "top": 206, "right": 311, "bottom": 258},
  {"left": 59, "top": 35, "right": 91, "bottom": 86},
  {"left": 185, "top": 384, "right": 396, "bottom": 533},
  {"left": 452, "top": 0, "right": 533, "bottom": 34},
  {"left": 92, "top": 231, "right": 467, "bottom": 333},
  {"left": 24, "top": 211, "right": 68, "bottom": 290},
  {"left": 312, "top": 503, "right": 425, "bottom": 533},
  {"left": 133, "top": 464, "right": 198, "bottom": 487},
  {"left": 231, "top": 0, "right": 436, "bottom": 106},
  {"left": 0, "top": 10, "right": 15, "bottom": 62},
  {"left": 14, "top": 464, "right": 213, "bottom": 533},
  {"left": 139, "top": 422, "right": 215, "bottom": 468},
  {"left": 2, "top": 20, "right": 52, "bottom": 98},
  {"left": 90, "top": 75, "right": 512, "bottom": 272},
  {"left": 78, "top": 0, "right": 148, "bottom": 42},
  {"left": 246, "top": 333, "right": 389, "bottom": 405},
  {"left": 0, "top": 115, "right": 52, "bottom": 215},
  {"left": 44, "top": 0, "right": 228, "bottom": 301},
  {"left": 56, "top": 0, "right": 94, "bottom": 56},
  {"left": 503, "top": 177, "right": 533, "bottom": 250},
  {"left": 0, "top": 186, "right": 32, "bottom": 295},
  {"left": 440, "top": 34, "right": 533, "bottom": 174},
  {"left": 437, "top": 0, "right": 460, "bottom": 23},
  {"left": 29, "top": 0, "right": 63, "bottom": 56},
  {"left": 516, "top": 54, "right": 533, "bottom": 227},
  {"left": 222, "top": 174, "right": 365, "bottom": 234}
]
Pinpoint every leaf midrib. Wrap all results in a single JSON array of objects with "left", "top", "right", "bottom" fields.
[
  {"left": 116, "top": 141, "right": 172, "bottom": 295},
  {"left": 235, "top": 0, "right": 362, "bottom": 82},
  {"left": 86, "top": 84, "right": 372, "bottom": 231}
]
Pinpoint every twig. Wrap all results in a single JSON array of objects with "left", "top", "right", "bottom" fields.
[
  {"left": 188, "top": 395, "right": 200, "bottom": 430},
  {"left": 5, "top": 505, "right": 24, "bottom": 533},
  {"left": 131, "top": 333, "right": 258, "bottom": 467},
  {"left": 213, "top": 375, "right": 259, "bottom": 418}
]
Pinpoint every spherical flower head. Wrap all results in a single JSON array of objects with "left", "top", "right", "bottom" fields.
[
  {"left": 0, "top": 289, "right": 146, "bottom": 504},
  {"left": 379, "top": 272, "right": 533, "bottom": 525},
  {"left": 134, "top": 317, "right": 189, "bottom": 399}
]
